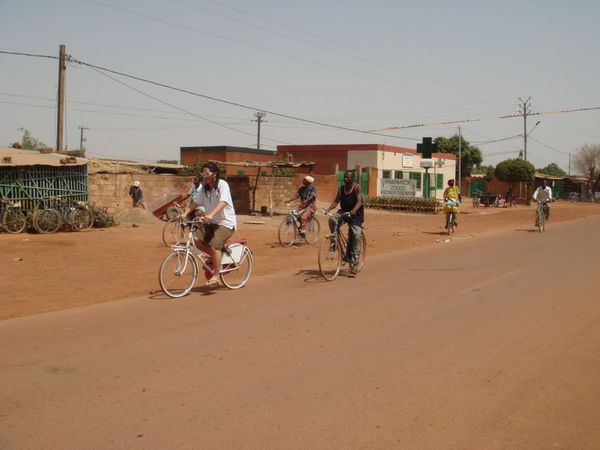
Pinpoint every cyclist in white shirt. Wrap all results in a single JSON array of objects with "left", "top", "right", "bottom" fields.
[
  {"left": 532, "top": 178, "right": 553, "bottom": 224},
  {"left": 183, "top": 162, "right": 236, "bottom": 287}
]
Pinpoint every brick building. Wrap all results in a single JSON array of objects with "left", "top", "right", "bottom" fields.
[{"left": 277, "top": 143, "right": 457, "bottom": 199}]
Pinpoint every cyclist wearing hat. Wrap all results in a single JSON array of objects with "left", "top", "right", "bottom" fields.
[{"left": 286, "top": 175, "right": 317, "bottom": 236}]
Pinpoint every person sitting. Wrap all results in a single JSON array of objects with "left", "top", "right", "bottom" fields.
[
  {"left": 285, "top": 175, "right": 317, "bottom": 236},
  {"left": 532, "top": 178, "right": 553, "bottom": 225}
]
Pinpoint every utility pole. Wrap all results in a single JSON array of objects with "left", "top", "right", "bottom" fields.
[
  {"left": 253, "top": 111, "right": 267, "bottom": 150},
  {"left": 79, "top": 126, "right": 89, "bottom": 155},
  {"left": 56, "top": 44, "right": 66, "bottom": 153},
  {"left": 519, "top": 97, "right": 531, "bottom": 161},
  {"left": 457, "top": 126, "right": 462, "bottom": 191},
  {"left": 568, "top": 153, "right": 571, "bottom": 176}
]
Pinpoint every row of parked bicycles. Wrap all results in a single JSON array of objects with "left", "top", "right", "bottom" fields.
[{"left": 0, "top": 196, "right": 94, "bottom": 234}]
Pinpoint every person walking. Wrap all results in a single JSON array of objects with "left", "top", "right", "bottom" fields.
[{"left": 129, "top": 180, "right": 146, "bottom": 208}]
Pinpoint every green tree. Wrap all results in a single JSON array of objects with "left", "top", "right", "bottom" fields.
[
  {"left": 572, "top": 144, "right": 600, "bottom": 195},
  {"left": 495, "top": 159, "right": 535, "bottom": 187},
  {"left": 18, "top": 128, "right": 48, "bottom": 151},
  {"left": 538, "top": 162, "right": 567, "bottom": 177},
  {"left": 434, "top": 135, "right": 483, "bottom": 178},
  {"left": 157, "top": 159, "right": 179, "bottom": 165}
]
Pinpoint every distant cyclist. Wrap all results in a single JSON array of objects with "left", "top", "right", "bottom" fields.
[
  {"left": 443, "top": 179, "right": 461, "bottom": 229},
  {"left": 285, "top": 175, "right": 317, "bottom": 237},
  {"left": 324, "top": 170, "right": 364, "bottom": 274},
  {"left": 532, "top": 178, "right": 553, "bottom": 225}
]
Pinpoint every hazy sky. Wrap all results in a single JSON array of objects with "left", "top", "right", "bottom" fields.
[{"left": 1, "top": 0, "right": 599, "bottom": 172}]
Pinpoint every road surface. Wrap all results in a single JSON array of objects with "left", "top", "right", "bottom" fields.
[{"left": 1, "top": 216, "right": 599, "bottom": 449}]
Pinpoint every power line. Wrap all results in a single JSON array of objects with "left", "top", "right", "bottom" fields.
[{"left": 68, "top": 55, "right": 419, "bottom": 141}]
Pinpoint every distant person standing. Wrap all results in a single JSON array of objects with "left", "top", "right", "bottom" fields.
[{"left": 129, "top": 180, "right": 146, "bottom": 208}]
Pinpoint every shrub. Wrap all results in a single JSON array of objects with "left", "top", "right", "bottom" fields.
[
  {"left": 88, "top": 203, "right": 119, "bottom": 228},
  {"left": 364, "top": 196, "right": 441, "bottom": 213}
]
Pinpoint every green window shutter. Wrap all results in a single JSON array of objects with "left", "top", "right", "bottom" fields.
[
  {"left": 436, "top": 174, "right": 444, "bottom": 189},
  {"left": 237, "top": 169, "right": 245, "bottom": 175},
  {"left": 409, "top": 172, "right": 422, "bottom": 189},
  {"left": 382, "top": 170, "right": 391, "bottom": 179}
]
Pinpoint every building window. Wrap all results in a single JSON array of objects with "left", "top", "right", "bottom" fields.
[
  {"left": 382, "top": 170, "right": 392, "bottom": 179},
  {"left": 436, "top": 174, "right": 444, "bottom": 189},
  {"left": 238, "top": 169, "right": 246, "bottom": 175},
  {"left": 394, "top": 171, "right": 403, "bottom": 179},
  {"left": 409, "top": 172, "right": 422, "bottom": 189},
  {"left": 260, "top": 171, "right": 268, "bottom": 176}
]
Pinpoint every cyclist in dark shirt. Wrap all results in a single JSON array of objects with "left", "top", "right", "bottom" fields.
[{"left": 324, "top": 170, "right": 364, "bottom": 273}]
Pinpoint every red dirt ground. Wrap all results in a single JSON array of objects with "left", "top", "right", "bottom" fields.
[{"left": 1, "top": 201, "right": 598, "bottom": 320}]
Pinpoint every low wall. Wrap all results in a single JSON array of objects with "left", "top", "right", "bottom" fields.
[{"left": 89, "top": 172, "right": 341, "bottom": 216}]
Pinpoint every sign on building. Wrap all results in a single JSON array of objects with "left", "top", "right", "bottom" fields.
[
  {"left": 402, "top": 154, "right": 414, "bottom": 168},
  {"left": 381, "top": 178, "right": 417, "bottom": 197}
]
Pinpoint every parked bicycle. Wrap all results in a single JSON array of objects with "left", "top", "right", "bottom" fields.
[
  {"left": 0, "top": 196, "right": 27, "bottom": 234},
  {"left": 535, "top": 200, "right": 549, "bottom": 232},
  {"left": 32, "top": 198, "right": 62, "bottom": 233},
  {"left": 318, "top": 210, "right": 366, "bottom": 281},
  {"left": 278, "top": 203, "right": 320, "bottom": 247},
  {"left": 53, "top": 196, "right": 94, "bottom": 231},
  {"left": 161, "top": 202, "right": 187, "bottom": 247},
  {"left": 159, "top": 218, "right": 253, "bottom": 297}
]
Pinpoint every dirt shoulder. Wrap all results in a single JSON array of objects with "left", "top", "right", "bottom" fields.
[{"left": 1, "top": 201, "right": 598, "bottom": 321}]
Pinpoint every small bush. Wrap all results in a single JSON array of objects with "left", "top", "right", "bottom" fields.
[
  {"left": 88, "top": 203, "right": 119, "bottom": 228},
  {"left": 364, "top": 196, "right": 441, "bottom": 214}
]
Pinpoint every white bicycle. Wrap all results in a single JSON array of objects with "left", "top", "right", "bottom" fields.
[{"left": 159, "top": 219, "right": 253, "bottom": 297}]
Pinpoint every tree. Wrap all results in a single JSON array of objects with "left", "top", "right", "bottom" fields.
[
  {"left": 434, "top": 135, "right": 483, "bottom": 178},
  {"left": 17, "top": 128, "right": 48, "bottom": 151},
  {"left": 538, "top": 162, "right": 567, "bottom": 177},
  {"left": 572, "top": 144, "right": 600, "bottom": 195},
  {"left": 495, "top": 159, "right": 535, "bottom": 187},
  {"left": 157, "top": 159, "right": 179, "bottom": 164}
]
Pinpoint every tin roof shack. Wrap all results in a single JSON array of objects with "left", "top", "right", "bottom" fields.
[{"left": 0, "top": 147, "right": 88, "bottom": 212}]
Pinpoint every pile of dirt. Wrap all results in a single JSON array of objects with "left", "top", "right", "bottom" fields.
[{"left": 117, "top": 207, "right": 163, "bottom": 225}]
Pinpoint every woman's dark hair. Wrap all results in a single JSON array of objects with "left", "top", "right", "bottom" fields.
[{"left": 201, "top": 162, "right": 221, "bottom": 195}]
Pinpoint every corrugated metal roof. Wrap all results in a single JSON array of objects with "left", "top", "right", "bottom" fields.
[{"left": 0, "top": 147, "right": 87, "bottom": 167}]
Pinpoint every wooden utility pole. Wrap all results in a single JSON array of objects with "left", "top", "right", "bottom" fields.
[
  {"left": 56, "top": 44, "right": 66, "bottom": 152},
  {"left": 79, "top": 126, "right": 89, "bottom": 154},
  {"left": 519, "top": 97, "right": 531, "bottom": 161}
]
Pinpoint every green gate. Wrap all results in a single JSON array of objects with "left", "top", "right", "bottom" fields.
[
  {"left": 469, "top": 179, "right": 487, "bottom": 196},
  {"left": 0, "top": 165, "right": 88, "bottom": 212}
]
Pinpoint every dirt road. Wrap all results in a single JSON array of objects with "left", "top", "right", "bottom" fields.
[
  {"left": 0, "top": 208, "right": 599, "bottom": 449},
  {"left": 1, "top": 201, "right": 598, "bottom": 320}
]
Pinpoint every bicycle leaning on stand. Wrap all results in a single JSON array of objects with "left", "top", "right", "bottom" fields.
[
  {"left": 278, "top": 202, "right": 320, "bottom": 247},
  {"left": 317, "top": 210, "right": 366, "bottom": 281},
  {"left": 0, "top": 196, "right": 27, "bottom": 234},
  {"left": 159, "top": 218, "right": 253, "bottom": 297}
]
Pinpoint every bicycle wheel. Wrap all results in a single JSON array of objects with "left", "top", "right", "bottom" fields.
[
  {"left": 447, "top": 213, "right": 455, "bottom": 235},
  {"left": 303, "top": 215, "right": 320, "bottom": 245},
  {"left": 318, "top": 237, "right": 341, "bottom": 281},
  {"left": 351, "top": 233, "right": 367, "bottom": 274},
  {"left": 162, "top": 218, "right": 186, "bottom": 247},
  {"left": 278, "top": 218, "right": 297, "bottom": 247},
  {"left": 220, "top": 247, "right": 253, "bottom": 289},
  {"left": 159, "top": 250, "right": 198, "bottom": 298},
  {"left": 2, "top": 209, "right": 27, "bottom": 233},
  {"left": 33, "top": 209, "right": 62, "bottom": 234},
  {"left": 74, "top": 208, "right": 94, "bottom": 231}
]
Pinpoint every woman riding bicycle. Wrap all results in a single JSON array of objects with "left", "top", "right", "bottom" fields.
[
  {"left": 324, "top": 170, "right": 364, "bottom": 274},
  {"left": 182, "top": 162, "right": 236, "bottom": 287},
  {"left": 443, "top": 179, "right": 461, "bottom": 229}
]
